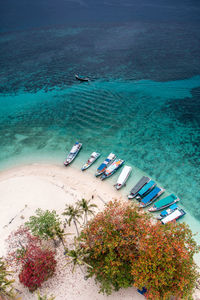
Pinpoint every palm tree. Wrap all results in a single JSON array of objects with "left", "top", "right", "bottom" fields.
[
  {"left": 62, "top": 205, "right": 82, "bottom": 237},
  {"left": 78, "top": 199, "right": 97, "bottom": 225},
  {"left": 64, "top": 239, "right": 92, "bottom": 275}
]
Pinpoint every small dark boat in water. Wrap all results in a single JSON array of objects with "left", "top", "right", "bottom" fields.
[{"left": 75, "top": 74, "right": 90, "bottom": 82}]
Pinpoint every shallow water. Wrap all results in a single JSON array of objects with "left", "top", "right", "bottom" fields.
[{"left": 0, "top": 76, "right": 200, "bottom": 217}]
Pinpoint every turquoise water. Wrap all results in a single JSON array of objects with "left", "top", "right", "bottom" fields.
[{"left": 0, "top": 76, "right": 200, "bottom": 220}]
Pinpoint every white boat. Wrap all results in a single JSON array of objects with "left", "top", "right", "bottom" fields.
[
  {"left": 64, "top": 142, "right": 82, "bottom": 166},
  {"left": 156, "top": 203, "right": 178, "bottom": 220},
  {"left": 81, "top": 152, "right": 101, "bottom": 171},
  {"left": 115, "top": 165, "right": 132, "bottom": 190},
  {"left": 161, "top": 208, "right": 186, "bottom": 224},
  {"left": 95, "top": 153, "right": 116, "bottom": 176}
]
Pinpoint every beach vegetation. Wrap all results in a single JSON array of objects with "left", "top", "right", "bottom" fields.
[
  {"left": 18, "top": 245, "right": 56, "bottom": 292},
  {"left": 26, "top": 209, "right": 65, "bottom": 246},
  {"left": 78, "top": 198, "right": 97, "bottom": 225},
  {"left": 6, "top": 226, "right": 42, "bottom": 265},
  {"left": 36, "top": 290, "right": 55, "bottom": 300},
  {"left": 62, "top": 204, "right": 82, "bottom": 237},
  {"left": 64, "top": 238, "right": 92, "bottom": 275},
  {"left": 0, "top": 257, "right": 15, "bottom": 299},
  {"left": 6, "top": 226, "right": 57, "bottom": 293},
  {"left": 80, "top": 200, "right": 199, "bottom": 299}
]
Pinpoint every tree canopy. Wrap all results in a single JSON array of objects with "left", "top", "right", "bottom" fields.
[
  {"left": 80, "top": 200, "right": 199, "bottom": 299},
  {"left": 26, "top": 209, "right": 64, "bottom": 243}
]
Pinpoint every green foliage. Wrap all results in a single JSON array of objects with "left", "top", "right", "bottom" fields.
[
  {"left": 64, "top": 238, "right": 92, "bottom": 274},
  {"left": 36, "top": 290, "right": 55, "bottom": 300},
  {"left": 62, "top": 204, "right": 82, "bottom": 236},
  {"left": 0, "top": 257, "right": 15, "bottom": 299},
  {"left": 26, "top": 209, "right": 64, "bottom": 242},
  {"left": 77, "top": 199, "right": 97, "bottom": 224},
  {"left": 80, "top": 200, "right": 200, "bottom": 299}
]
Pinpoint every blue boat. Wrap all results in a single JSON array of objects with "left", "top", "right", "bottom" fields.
[
  {"left": 149, "top": 194, "right": 179, "bottom": 212},
  {"left": 157, "top": 203, "right": 178, "bottom": 220},
  {"left": 135, "top": 180, "right": 156, "bottom": 201},
  {"left": 161, "top": 207, "right": 186, "bottom": 224},
  {"left": 95, "top": 153, "right": 116, "bottom": 176},
  {"left": 139, "top": 186, "right": 165, "bottom": 208}
]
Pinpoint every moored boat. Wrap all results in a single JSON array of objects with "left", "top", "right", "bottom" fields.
[
  {"left": 157, "top": 203, "right": 178, "bottom": 220},
  {"left": 161, "top": 207, "right": 186, "bottom": 224},
  {"left": 75, "top": 74, "right": 90, "bottom": 82},
  {"left": 139, "top": 186, "right": 165, "bottom": 208},
  {"left": 135, "top": 180, "right": 156, "bottom": 201},
  {"left": 128, "top": 176, "right": 150, "bottom": 199},
  {"left": 95, "top": 153, "right": 116, "bottom": 176},
  {"left": 81, "top": 152, "right": 101, "bottom": 171},
  {"left": 101, "top": 159, "right": 125, "bottom": 180},
  {"left": 148, "top": 194, "right": 180, "bottom": 212},
  {"left": 115, "top": 165, "right": 132, "bottom": 190},
  {"left": 64, "top": 142, "right": 82, "bottom": 166}
]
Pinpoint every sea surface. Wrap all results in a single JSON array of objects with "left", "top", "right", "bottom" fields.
[{"left": 0, "top": 0, "right": 200, "bottom": 250}]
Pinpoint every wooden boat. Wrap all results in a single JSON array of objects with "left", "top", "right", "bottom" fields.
[
  {"left": 64, "top": 142, "right": 82, "bottom": 166},
  {"left": 115, "top": 165, "right": 132, "bottom": 190},
  {"left": 135, "top": 180, "right": 156, "bottom": 201},
  {"left": 95, "top": 153, "right": 116, "bottom": 176},
  {"left": 161, "top": 207, "right": 186, "bottom": 224},
  {"left": 148, "top": 194, "right": 179, "bottom": 212},
  {"left": 101, "top": 159, "right": 125, "bottom": 180},
  {"left": 156, "top": 203, "right": 178, "bottom": 220},
  {"left": 75, "top": 74, "right": 90, "bottom": 82},
  {"left": 139, "top": 187, "right": 165, "bottom": 208},
  {"left": 81, "top": 152, "right": 101, "bottom": 171},
  {"left": 128, "top": 176, "right": 150, "bottom": 199}
]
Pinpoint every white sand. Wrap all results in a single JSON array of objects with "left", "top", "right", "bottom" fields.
[{"left": 0, "top": 163, "right": 145, "bottom": 300}]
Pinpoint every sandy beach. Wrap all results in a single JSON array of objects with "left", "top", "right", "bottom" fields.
[{"left": 0, "top": 163, "right": 147, "bottom": 300}]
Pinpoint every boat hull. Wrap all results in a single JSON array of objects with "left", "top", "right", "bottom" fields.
[
  {"left": 135, "top": 183, "right": 156, "bottom": 201},
  {"left": 161, "top": 208, "right": 186, "bottom": 224},
  {"left": 128, "top": 176, "right": 150, "bottom": 200},
  {"left": 115, "top": 166, "right": 132, "bottom": 190},
  {"left": 148, "top": 198, "right": 179, "bottom": 212},
  {"left": 81, "top": 153, "right": 100, "bottom": 171},
  {"left": 75, "top": 75, "right": 89, "bottom": 82},
  {"left": 95, "top": 154, "right": 116, "bottom": 177},
  {"left": 64, "top": 143, "right": 82, "bottom": 166},
  {"left": 101, "top": 161, "right": 124, "bottom": 180},
  {"left": 139, "top": 189, "right": 165, "bottom": 208}
]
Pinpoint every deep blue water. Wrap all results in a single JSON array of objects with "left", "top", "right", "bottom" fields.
[{"left": 0, "top": 1, "right": 200, "bottom": 223}]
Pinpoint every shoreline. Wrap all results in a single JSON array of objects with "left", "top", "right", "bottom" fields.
[
  {"left": 0, "top": 162, "right": 124, "bottom": 254},
  {"left": 0, "top": 163, "right": 143, "bottom": 300},
  {"left": 0, "top": 163, "right": 200, "bottom": 299}
]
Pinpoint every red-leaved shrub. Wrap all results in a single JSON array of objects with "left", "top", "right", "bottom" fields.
[{"left": 18, "top": 245, "right": 56, "bottom": 292}]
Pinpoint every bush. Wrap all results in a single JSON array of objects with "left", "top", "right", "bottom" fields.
[
  {"left": 80, "top": 200, "right": 199, "bottom": 299},
  {"left": 19, "top": 245, "right": 56, "bottom": 292},
  {"left": 6, "top": 226, "right": 56, "bottom": 292},
  {"left": 26, "top": 209, "right": 64, "bottom": 245},
  {"left": 0, "top": 257, "right": 15, "bottom": 299}
]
